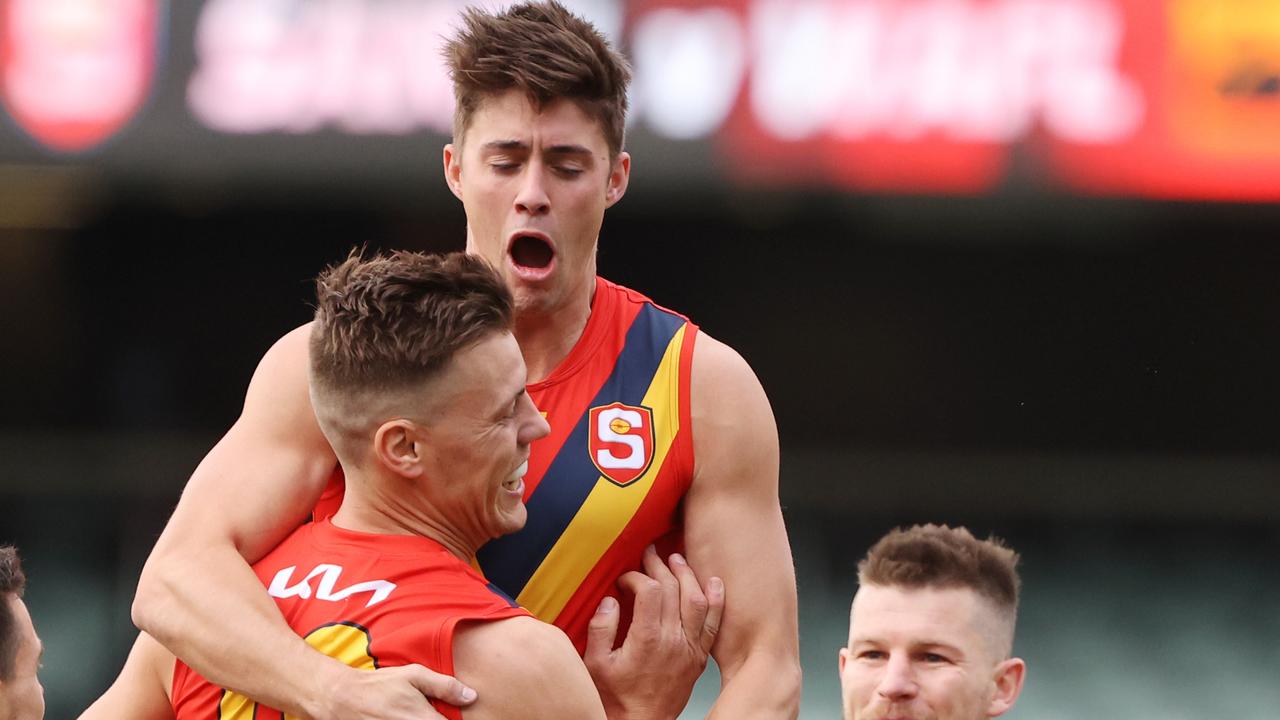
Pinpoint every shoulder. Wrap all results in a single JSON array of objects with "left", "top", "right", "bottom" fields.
[
  {"left": 691, "top": 332, "right": 772, "bottom": 418},
  {"left": 689, "top": 332, "right": 778, "bottom": 482},
  {"left": 601, "top": 277, "right": 695, "bottom": 326},
  {"left": 692, "top": 332, "right": 754, "bottom": 383},
  {"left": 331, "top": 545, "right": 522, "bottom": 626},
  {"left": 454, "top": 615, "right": 570, "bottom": 662},
  {"left": 453, "top": 617, "right": 605, "bottom": 720}
]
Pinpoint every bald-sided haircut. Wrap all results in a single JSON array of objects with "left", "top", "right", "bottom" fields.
[
  {"left": 0, "top": 545, "right": 28, "bottom": 681},
  {"left": 443, "top": 0, "right": 632, "bottom": 156},
  {"left": 859, "top": 524, "right": 1021, "bottom": 625},
  {"left": 309, "top": 251, "right": 513, "bottom": 461}
]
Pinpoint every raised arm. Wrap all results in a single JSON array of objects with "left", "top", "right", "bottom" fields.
[
  {"left": 131, "top": 325, "right": 471, "bottom": 719},
  {"left": 685, "top": 334, "right": 801, "bottom": 718},
  {"left": 454, "top": 616, "right": 607, "bottom": 720}
]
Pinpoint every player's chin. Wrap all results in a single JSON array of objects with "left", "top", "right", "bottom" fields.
[
  {"left": 494, "top": 503, "right": 528, "bottom": 537},
  {"left": 509, "top": 281, "right": 558, "bottom": 312}
]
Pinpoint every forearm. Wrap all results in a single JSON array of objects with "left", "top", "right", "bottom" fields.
[
  {"left": 707, "top": 648, "right": 802, "bottom": 720},
  {"left": 134, "top": 543, "right": 341, "bottom": 719}
]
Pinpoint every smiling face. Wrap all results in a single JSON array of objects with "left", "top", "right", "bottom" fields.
[
  {"left": 839, "top": 584, "right": 1023, "bottom": 720},
  {"left": 412, "top": 331, "right": 550, "bottom": 551},
  {"left": 444, "top": 89, "right": 630, "bottom": 320},
  {"left": 0, "top": 595, "right": 43, "bottom": 720}
]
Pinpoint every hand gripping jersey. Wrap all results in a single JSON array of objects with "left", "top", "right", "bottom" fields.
[
  {"left": 169, "top": 519, "right": 528, "bottom": 720},
  {"left": 313, "top": 277, "right": 698, "bottom": 652}
]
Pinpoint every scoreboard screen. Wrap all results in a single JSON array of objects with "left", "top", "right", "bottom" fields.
[{"left": 2, "top": 0, "right": 1278, "bottom": 200}]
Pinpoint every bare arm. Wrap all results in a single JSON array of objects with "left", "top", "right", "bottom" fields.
[
  {"left": 78, "top": 633, "right": 174, "bottom": 720},
  {"left": 131, "top": 325, "right": 471, "bottom": 719},
  {"left": 686, "top": 334, "right": 802, "bottom": 719},
  {"left": 454, "top": 617, "right": 606, "bottom": 720}
]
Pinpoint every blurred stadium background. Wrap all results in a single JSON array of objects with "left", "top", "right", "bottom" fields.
[{"left": 2, "top": 0, "right": 1279, "bottom": 717}]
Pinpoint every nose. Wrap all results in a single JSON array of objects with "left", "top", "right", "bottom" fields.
[
  {"left": 518, "top": 393, "right": 551, "bottom": 444},
  {"left": 876, "top": 653, "right": 918, "bottom": 702},
  {"left": 514, "top": 161, "right": 551, "bottom": 216}
]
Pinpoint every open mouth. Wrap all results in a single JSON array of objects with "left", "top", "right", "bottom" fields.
[
  {"left": 502, "top": 460, "right": 529, "bottom": 492},
  {"left": 508, "top": 232, "right": 555, "bottom": 276}
]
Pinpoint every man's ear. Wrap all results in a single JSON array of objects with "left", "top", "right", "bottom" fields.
[
  {"left": 443, "top": 143, "right": 464, "bottom": 201},
  {"left": 986, "top": 657, "right": 1026, "bottom": 717},
  {"left": 374, "top": 419, "right": 426, "bottom": 478},
  {"left": 838, "top": 646, "right": 850, "bottom": 675},
  {"left": 604, "top": 151, "right": 631, "bottom": 208}
]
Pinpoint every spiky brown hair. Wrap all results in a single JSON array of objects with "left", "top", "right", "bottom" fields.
[{"left": 444, "top": 1, "right": 632, "bottom": 156}]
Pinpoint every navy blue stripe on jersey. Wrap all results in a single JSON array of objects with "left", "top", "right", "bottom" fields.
[
  {"left": 478, "top": 303, "right": 685, "bottom": 597},
  {"left": 485, "top": 582, "right": 520, "bottom": 609}
]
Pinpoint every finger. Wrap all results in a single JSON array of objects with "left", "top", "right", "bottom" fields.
[
  {"left": 403, "top": 664, "right": 478, "bottom": 707},
  {"left": 700, "top": 576, "right": 725, "bottom": 656},
  {"left": 668, "top": 553, "right": 710, "bottom": 645},
  {"left": 641, "top": 545, "right": 680, "bottom": 630},
  {"left": 584, "top": 595, "right": 620, "bottom": 670},
  {"left": 617, "top": 570, "right": 663, "bottom": 644}
]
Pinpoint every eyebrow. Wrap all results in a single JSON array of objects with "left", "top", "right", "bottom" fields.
[
  {"left": 480, "top": 140, "right": 594, "bottom": 156},
  {"left": 482, "top": 140, "right": 528, "bottom": 152},
  {"left": 849, "top": 637, "right": 964, "bottom": 655},
  {"left": 544, "top": 144, "right": 593, "bottom": 156}
]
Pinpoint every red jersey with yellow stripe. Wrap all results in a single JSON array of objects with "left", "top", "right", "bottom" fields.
[
  {"left": 313, "top": 277, "right": 697, "bottom": 652},
  {"left": 169, "top": 519, "right": 528, "bottom": 720},
  {"left": 478, "top": 277, "right": 698, "bottom": 652}
]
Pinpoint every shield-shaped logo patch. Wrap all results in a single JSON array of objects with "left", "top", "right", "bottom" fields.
[{"left": 588, "top": 402, "right": 655, "bottom": 487}]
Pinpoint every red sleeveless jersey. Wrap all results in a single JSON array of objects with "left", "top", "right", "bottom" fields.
[
  {"left": 313, "top": 277, "right": 698, "bottom": 652},
  {"left": 169, "top": 519, "right": 528, "bottom": 720}
]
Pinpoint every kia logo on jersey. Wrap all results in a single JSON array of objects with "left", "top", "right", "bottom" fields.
[
  {"left": 589, "top": 402, "right": 655, "bottom": 487},
  {"left": 0, "top": 0, "right": 162, "bottom": 153}
]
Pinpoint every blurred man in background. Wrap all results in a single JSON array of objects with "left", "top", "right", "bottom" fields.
[
  {"left": 81, "top": 251, "right": 610, "bottom": 720},
  {"left": 840, "top": 525, "right": 1026, "bottom": 720},
  {"left": 129, "top": 3, "right": 798, "bottom": 719},
  {"left": 0, "top": 546, "right": 43, "bottom": 720}
]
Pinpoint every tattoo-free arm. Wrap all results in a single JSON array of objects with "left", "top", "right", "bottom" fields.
[
  {"left": 454, "top": 616, "right": 607, "bottom": 720},
  {"left": 130, "top": 325, "right": 470, "bottom": 719},
  {"left": 685, "top": 334, "right": 801, "bottom": 719}
]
